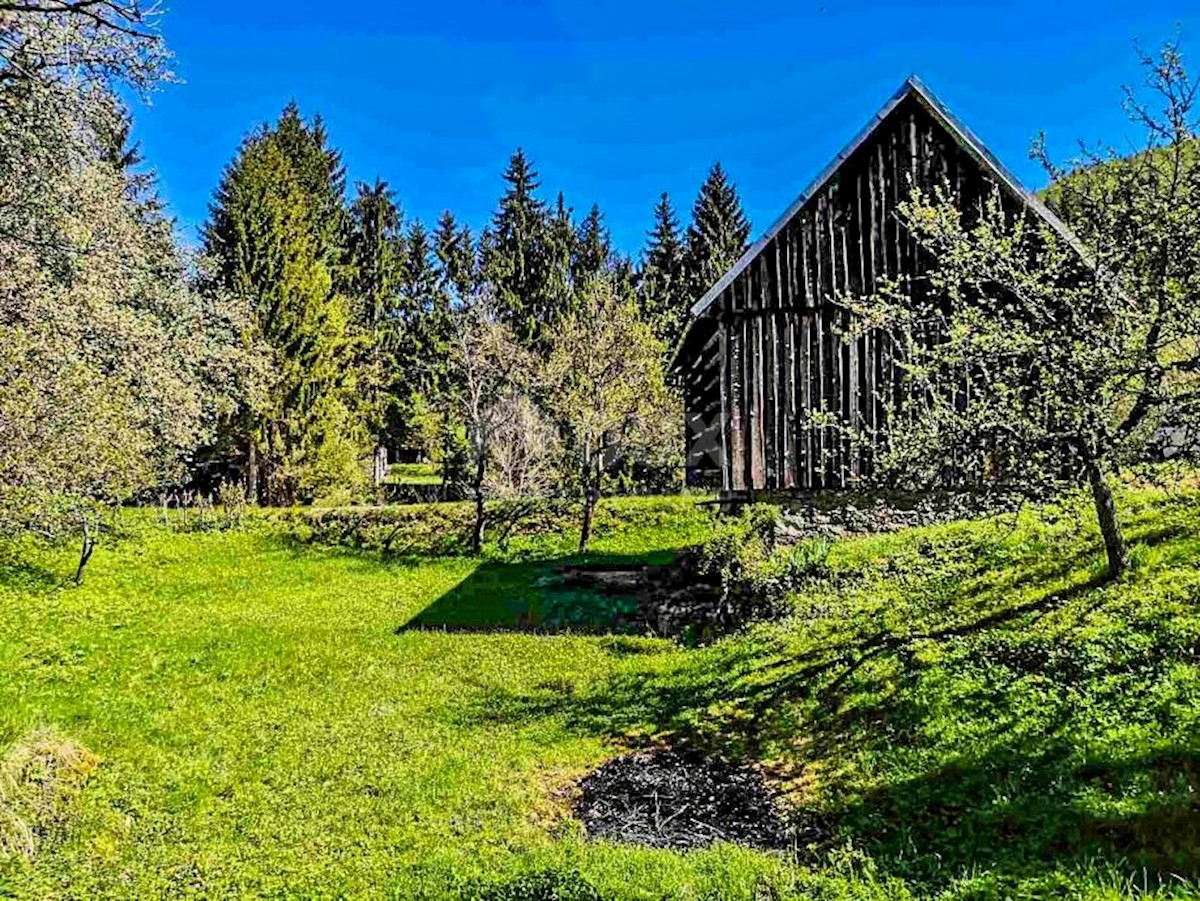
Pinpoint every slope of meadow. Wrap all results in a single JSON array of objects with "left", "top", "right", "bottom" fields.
[{"left": 0, "top": 486, "right": 1197, "bottom": 900}]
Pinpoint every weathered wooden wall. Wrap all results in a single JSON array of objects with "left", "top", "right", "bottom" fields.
[
  {"left": 681, "top": 318, "right": 723, "bottom": 487},
  {"left": 680, "top": 92, "right": 998, "bottom": 492}
]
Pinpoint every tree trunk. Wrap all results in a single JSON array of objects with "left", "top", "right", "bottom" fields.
[
  {"left": 470, "top": 456, "right": 486, "bottom": 556},
  {"left": 74, "top": 515, "right": 95, "bottom": 585},
  {"left": 372, "top": 442, "right": 389, "bottom": 486},
  {"left": 246, "top": 441, "right": 259, "bottom": 505},
  {"left": 1086, "top": 458, "right": 1129, "bottom": 579},
  {"left": 441, "top": 425, "right": 452, "bottom": 502},
  {"left": 578, "top": 462, "right": 599, "bottom": 554}
]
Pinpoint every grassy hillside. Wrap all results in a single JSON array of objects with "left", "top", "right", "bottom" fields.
[{"left": 0, "top": 488, "right": 1198, "bottom": 899}]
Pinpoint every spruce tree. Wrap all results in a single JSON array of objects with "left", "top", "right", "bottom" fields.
[
  {"left": 572, "top": 203, "right": 612, "bottom": 286},
  {"left": 481, "top": 148, "right": 551, "bottom": 346},
  {"left": 684, "top": 162, "right": 751, "bottom": 302},
  {"left": 545, "top": 192, "right": 575, "bottom": 315},
  {"left": 349, "top": 178, "right": 403, "bottom": 323},
  {"left": 348, "top": 178, "right": 405, "bottom": 485},
  {"left": 639, "top": 191, "right": 688, "bottom": 348},
  {"left": 273, "top": 102, "right": 348, "bottom": 274},
  {"left": 433, "top": 209, "right": 477, "bottom": 303},
  {"left": 400, "top": 220, "right": 438, "bottom": 316},
  {"left": 431, "top": 210, "right": 477, "bottom": 493},
  {"left": 395, "top": 219, "right": 453, "bottom": 464},
  {"left": 204, "top": 106, "right": 361, "bottom": 504}
]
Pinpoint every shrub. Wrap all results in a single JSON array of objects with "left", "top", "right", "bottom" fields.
[
  {"left": 269, "top": 495, "right": 717, "bottom": 561},
  {"left": 688, "top": 505, "right": 831, "bottom": 624}
]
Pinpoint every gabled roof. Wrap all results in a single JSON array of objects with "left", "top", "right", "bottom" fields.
[{"left": 687, "top": 75, "right": 1087, "bottom": 322}]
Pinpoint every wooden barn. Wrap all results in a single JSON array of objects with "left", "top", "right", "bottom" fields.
[{"left": 674, "top": 76, "right": 1082, "bottom": 495}]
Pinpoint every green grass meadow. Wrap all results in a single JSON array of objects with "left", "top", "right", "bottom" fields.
[
  {"left": 1, "top": 488, "right": 1199, "bottom": 899},
  {"left": 387, "top": 463, "right": 443, "bottom": 486}
]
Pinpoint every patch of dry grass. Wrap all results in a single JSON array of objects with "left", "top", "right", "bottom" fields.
[{"left": 0, "top": 730, "right": 98, "bottom": 861}]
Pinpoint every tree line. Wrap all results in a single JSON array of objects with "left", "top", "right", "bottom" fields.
[{"left": 198, "top": 108, "right": 751, "bottom": 514}]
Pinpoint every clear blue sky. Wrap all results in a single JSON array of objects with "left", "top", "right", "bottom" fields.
[{"left": 133, "top": 0, "right": 1196, "bottom": 256}]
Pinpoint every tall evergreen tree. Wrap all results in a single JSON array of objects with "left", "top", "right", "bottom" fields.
[
  {"left": 349, "top": 179, "right": 403, "bottom": 322},
  {"left": 481, "top": 148, "right": 552, "bottom": 346},
  {"left": 684, "top": 162, "right": 751, "bottom": 301},
  {"left": 639, "top": 191, "right": 688, "bottom": 348},
  {"left": 545, "top": 191, "right": 575, "bottom": 314},
  {"left": 203, "top": 106, "right": 361, "bottom": 504},
  {"left": 430, "top": 210, "right": 480, "bottom": 495},
  {"left": 433, "top": 209, "right": 477, "bottom": 303},
  {"left": 348, "top": 178, "right": 405, "bottom": 484},
  {"left": 272, "top": 102, "right": 348, "bottom": 275},
  {"left": 572, "top": 203, "right": 612, "bottom": 285},
  {"left": 397, "top": 219, "right": 454, "bottom": 460},
  {"left": 399, "top": 219, "right": 438, "bottom": 317}
]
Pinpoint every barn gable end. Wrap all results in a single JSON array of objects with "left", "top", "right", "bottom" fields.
[{"left": 675, "top": 76, "right": 1080, "bottom": 494}]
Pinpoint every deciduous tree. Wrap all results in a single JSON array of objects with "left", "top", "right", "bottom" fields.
[
  {"left": 853, "top": 41, "right": 1200, "bottom": 579},
  {"left": 0, "top": 0, "right": 249, "bottom": 579},
  {"left": 544, "top": 280, "right": 678, "bottom": 552},
  {"left": 447, "top": 295, "right": 536, "bottom": 553}
]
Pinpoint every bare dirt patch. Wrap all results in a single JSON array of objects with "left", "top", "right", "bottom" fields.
[{"left": 573, "top": 748, "right": 811, "bottom": 851}]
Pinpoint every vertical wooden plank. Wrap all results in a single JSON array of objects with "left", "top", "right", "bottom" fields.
[
  {"left": 783, "top": 313, "right": 796, "bottom": 488},
  {"left": 875, "top": 141, "right": 888, "bottom": 281},
  {"left": 787, "top": 223, "right": 800, "bottom": 307},
  {"left": 906, "top": 110, "right": 919, "bottom": 282},
  {"left": 890, "top": 122, "right": 903, "bottom": 286},
  {"left": 841, "top": 184, "right": 858, "bottom": 483},
  {"left": 888, "top": 120, "right": 904, "bottom": 422},
  {"left": 801, "top": 214, "right": 814, "bottom": 310},
  {"left": 742, "top": 267, "right": 757, "bottom": 492},
  {"left": 729, "top": 283, "right": 745, "bottom": 493},
  {"left": 776, "top": 237, "right": 797, "bottom": 489},
  {"left": 824, "top": 189, "right": 841, "bottom": 487},
  {"left": 751, "top": 268, "right": 766, "bottom": 490},
  {"left": 705, "top": 297, "right": 724, "bottom": 494},
  {"left": 771, "top": 241, "right": 787, "bottom": 488},
  {"left": 759, "top": 258, "right": 776, "bottom": 489},
  {"left": 814, "top": 302, "right": 826, "bottom": 490},
  {"left": 800, "top": 213, "right": 814, "bottom": 487},
  {"left": 855, "top": 168, "right": 868, "bottom": 296},
  {"left": 869, "top": 138, "right": 887, "bottom": 478},
  {"left": 799, "top": 311, "right": 811, "bottom": 489},
  {"left": 740, "top": 278, "right": 753, "bottom": 492},
  {"left": 816, "top": 195, "right": 827, "bottom": 306}
]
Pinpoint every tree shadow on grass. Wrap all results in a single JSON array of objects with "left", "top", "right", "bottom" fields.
[
  {"left": 397, "top": 551, "right": 681, "bottom": 634},
  {"left": 451, "top": 558, "right": 1111, "bottom": 748},
  {"left": 0, "top": 557, "right": 67, "bottom": 592},
  {"left": 839, "top": 744, "right": 1200, "bottom": 887}
]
